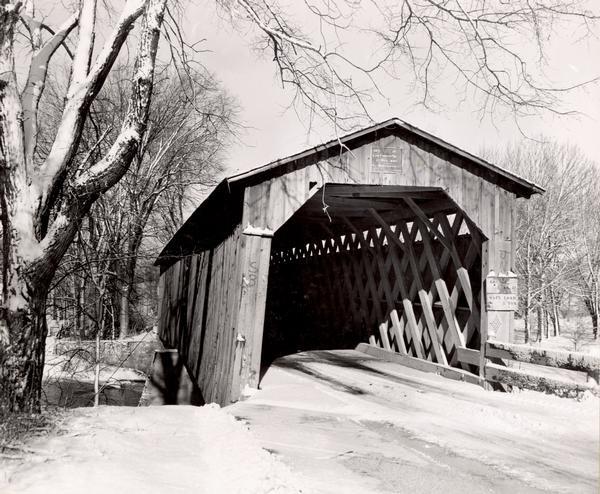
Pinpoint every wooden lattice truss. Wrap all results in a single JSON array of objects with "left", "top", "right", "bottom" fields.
[{"left": 269, "top": 186, "right": 483, "bottom": 370}]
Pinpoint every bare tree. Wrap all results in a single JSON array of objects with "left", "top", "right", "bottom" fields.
[
  {"left": 0, "top": 0, "right": 598, "bottom": 413},
  {"left": 568, "top": 168, "right": 600, "bottom": 339},
  {"left": 216, "top": 0, "right": 599, "bottom": 127},
  {"left": 487, "top": 142, "right": 597, "bottom": 342},
  {"left": 45, "top": 65, "right": 235, "bottom": 340},
  {"left": 0, "top": 0, "right": 168, "bottom": 413}
]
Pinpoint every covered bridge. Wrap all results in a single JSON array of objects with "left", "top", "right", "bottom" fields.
[{"left": 155, "top": 118, "right": 542, "bottom": 405}]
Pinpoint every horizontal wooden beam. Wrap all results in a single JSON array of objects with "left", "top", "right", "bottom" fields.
[
  {"left": 456, "top": 347, "right": 481, "bottom": 366},
  {"left": 324, "top": 196, "right": 407, "bottom": 209},
  {"left": 299, "top": 197, "right": 453, "bottom": 218},
  {"left": 486, "top": 340, "right": 600, "bottom": 378},
  {"left": 326, "top": 184, "right": 444, "bottom": 197},
  {"left": 356, "top": 343, "right": 483, "bottom": 386},
  {"left": 485, "top": 364, "right": 599, "bottom": 398}
]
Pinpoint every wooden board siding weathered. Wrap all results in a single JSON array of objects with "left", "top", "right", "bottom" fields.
[
  {"left": 157, "top": 120, "right": 540, "bottom": 406},
  {"left": 158, "top": 225, "right": 243, "bottom": 404}
]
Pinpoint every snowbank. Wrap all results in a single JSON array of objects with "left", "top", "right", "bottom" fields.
[{"left": 0, "top": 405, "right": 305, "bottom": 494}]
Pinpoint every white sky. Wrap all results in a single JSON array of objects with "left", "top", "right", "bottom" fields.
[
  {"left": 180, "top": 1, "right": 600, "bottom": 177},
  {"left": 30, "top": 1, "right": 600, "bottom": 178}
]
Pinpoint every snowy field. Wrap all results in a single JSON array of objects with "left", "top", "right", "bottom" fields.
[{"left": 1, "top": 349, "right": 598, "bottom": 493}]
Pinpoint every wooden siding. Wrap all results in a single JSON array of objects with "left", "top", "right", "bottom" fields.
[{"left": 158, "top": 224, "right": 243, "bottom": 404}]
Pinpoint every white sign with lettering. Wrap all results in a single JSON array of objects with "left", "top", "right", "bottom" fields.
[{"left": 486, "top": 272, "right": 518, "bottom": 311}]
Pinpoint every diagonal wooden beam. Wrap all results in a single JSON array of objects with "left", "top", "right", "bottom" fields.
[
  {"left": 397, "top": 221, "right": 448, "bottom": 366},
  {"left": 342, "top": 217, "right": 386, "bottom": 326},
  {"left": 403, "top": 198, "right": 453, "bottom": 249},
  {"left": 404, "top": 197, "right": 480, "bottom": 326},
  {"left": 437, "top": 213, "right": 479, "bottom": 322},
  {"left": 366, "top": 210, "right": 426, "bottom": 359},
  {"left": 369, "top": 209, "right": 446, "bottom": 365},
  {"left": 330, "top": 235, "right": 363, "bottom": 330},
  {"left": 368, "top": 225, "right": 408, "bottom": 354},
  {"left": 389, "top": 309, "right": 408, "bottom": 354},
  {"left": 414, "top": 216, "right": 468, "bottom": 369}
]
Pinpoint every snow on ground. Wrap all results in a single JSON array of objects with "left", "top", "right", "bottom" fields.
[
  {"left": 505, "top": 324, "right": 600, "bottom": 383},
  {"left": 514, "top": 317, "right": 600, "bottom": 357},
  {"left": 0, "top": 405, "right": 305, "bottom": 494},
  {"left": 229, "top": 350, "right": 599, "bottom": 494},
  {"left": 536, "top": 334, "right": 600, "bottom": 357},
  {"left": 44, "top": 336, "right": 147, "bottom": 384},
  {"left": 2, "top": 349, "right": 597, "bottom": 493}
]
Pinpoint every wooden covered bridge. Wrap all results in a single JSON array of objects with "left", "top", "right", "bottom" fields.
[{"left": 155, "top": 118, "right": 545, "bottom": 405}]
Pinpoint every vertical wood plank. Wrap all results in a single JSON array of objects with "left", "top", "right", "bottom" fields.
[{"left": 231, "top": 230, "right": 273, "bottom": 401}]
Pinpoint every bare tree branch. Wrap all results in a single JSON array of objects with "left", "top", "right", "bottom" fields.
[{"left": 21, "top": 13, "right": 78, "bottom": 169}]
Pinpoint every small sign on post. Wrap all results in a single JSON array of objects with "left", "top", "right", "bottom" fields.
[
  {"left": 485, "top": 271, "right": 518, "bottom": 342},
  {"left": 485, "top": 271, "right": 518, "bottom": 311}
]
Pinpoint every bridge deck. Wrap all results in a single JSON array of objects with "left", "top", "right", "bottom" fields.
[{"left": 228, "top": 350, "right": 598, "bottom": 494}]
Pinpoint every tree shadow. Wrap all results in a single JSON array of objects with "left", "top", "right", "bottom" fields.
[{"left": 267, "top": 350, "right": 474, "bottom": 397}]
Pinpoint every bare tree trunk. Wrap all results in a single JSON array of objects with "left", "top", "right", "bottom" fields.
[
  {"left": 540, "top": 272, "right": 548, "bottom": 340},
  {"left": 0, "top": 0, "right": 167, "bottom": 413},
  {"left": 50, "top": 289, "right": 57, "bottom": 321},
  {"left": 119, "top": 223, "right": 145, "bottom": 339},
  {"left": 119, "top": 287, "right": 131, "bottom": 338},
  {"left": 584, "top": 298, "right": 598, "bottom": 340},
  {"left": 0, "top": 287, "right": 49, "bottom": 413},
  {"left": 537, "top": 306, "right": 542, "bottom": 342},
  {"left": 78, "top": 276, "right": 86, "bottom": 338},
  {"left": 524, "top": 246, "right": 532, "bottom": 344},
  {"left": 94, "top": 325, "right": 100, "bottom": 407},
  {"left": 548, "top": 286, "right": 555, "bottom": 336},
  {"left": 71, "top": 276, "right": 79, "bottom": 336}
]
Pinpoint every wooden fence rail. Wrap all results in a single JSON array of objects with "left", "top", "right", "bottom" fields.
[
  {"left": 357, "top": 339, "right": 600, "bottom": 399},
  {"left": 484, "top": 340, "right": 599, "bottom": 398},
  {"left": 485, "top": 340, "right": 600, "bottom": 379}
]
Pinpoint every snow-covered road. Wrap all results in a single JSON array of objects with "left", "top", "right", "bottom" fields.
[
  {"left": 229, "top": 350, "right": 599, "bottom": 493},
  {"left": 1, "top": 349, "right": 597, "bottom": 493}
]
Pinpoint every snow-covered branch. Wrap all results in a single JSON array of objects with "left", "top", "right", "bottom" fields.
[
  {"left": 36, "top": 0, "right": 148, "bottom": 236},
  {"left": 69, "top": 0, "right": 96, "bottom": 93},
  {"left": 30, "top": 0, "right": 167, "bottom": 283},
  {"left": 21, "top": 12, "right": 78, "bottom": 168},
  {"left": 72, "top": 0, "right": 165, "bottom": 198}
]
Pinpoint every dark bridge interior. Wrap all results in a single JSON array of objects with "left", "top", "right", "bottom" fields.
[{"left": 261, "top": 184, "right": 483, "bottom": 374}]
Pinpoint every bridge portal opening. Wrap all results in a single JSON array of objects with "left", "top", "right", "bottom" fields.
[{"left": 261, "top": 184, "right": 484, "bottom": 375}]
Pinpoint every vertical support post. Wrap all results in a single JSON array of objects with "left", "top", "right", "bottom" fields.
[
  {"left": 490, "top": 191, "right": 514, "bottom": 343},
  {"left": 230, "top": 227, "right": 273, "bottom": 403},
  {"left": 509, "top": 197, "right": 516, "bottom": 342},
  {"left": 479, "top": 240, "right": 490, "bottom": 380},
  {"left": 480, "top": 190, "right": 517, "bottom": 384}
]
